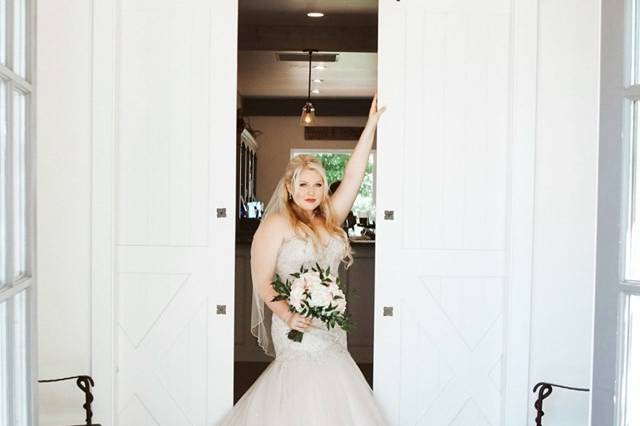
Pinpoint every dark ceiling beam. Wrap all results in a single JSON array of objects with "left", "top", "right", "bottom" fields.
[
  {"left": 238, "top": 25, "right": 378, "bottom": 53},
  {"left": 241, "top": 97, "right": 372, "bottom": 117}
]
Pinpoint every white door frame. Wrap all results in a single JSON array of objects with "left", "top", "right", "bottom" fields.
[{"left": 89, "top": 0, "right": 539, "bottom": 423}]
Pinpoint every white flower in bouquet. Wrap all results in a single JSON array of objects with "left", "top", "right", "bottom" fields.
[
  {"left": 327, "top": 282, "right": 340, "bottom": 295},
  {"left": 300, "top": 271, "right": 322, "bottom": 288},
  {"left": 309, "top": 285, "right": 332, "bottom": 308},
  {"left": 289, "top": 284, "right": 305, "bottom": 310},
  {"left": 326, "top": 281, "right": 346, "bottom": 313}
]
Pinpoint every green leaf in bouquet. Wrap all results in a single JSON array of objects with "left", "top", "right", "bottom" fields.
[
  {"left": 271, "top": 295, "right": 288, "bottom": 302},
  {"left": 338, "top": 313, "right": 353, "bottom": 333}
]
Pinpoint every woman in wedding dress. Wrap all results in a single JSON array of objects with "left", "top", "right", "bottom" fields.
[{"left": 217, "top": 96, "right": 388, "bottom": 426}]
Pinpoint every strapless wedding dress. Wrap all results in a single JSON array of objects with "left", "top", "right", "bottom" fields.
[{"left": 217, "top": 234, "right": 389, "bottom": 425}]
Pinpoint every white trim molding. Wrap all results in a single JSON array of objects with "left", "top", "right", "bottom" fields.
[
  {"left": 91, "top": 0, "right": 118, "bottom": 424},
  {"left": 504, "top": 0, "right": 539, "bottom": 423}
]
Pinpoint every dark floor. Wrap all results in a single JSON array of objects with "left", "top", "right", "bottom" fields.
[{"left": 234, "top": 361, "right": 374, "bottom": 403}]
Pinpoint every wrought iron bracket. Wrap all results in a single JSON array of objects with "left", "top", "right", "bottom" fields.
[
  {"left": 532, "top": 381, "right": 589, "bottom": 426},
  {"left": 38, "top": 375, "right": 101, "bottom": 426}
]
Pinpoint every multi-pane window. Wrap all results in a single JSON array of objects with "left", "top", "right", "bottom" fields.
[
  {"left": 0, "top": 0, "right": 34, "bottom": 425},
  {"left": 627, "top": 0, "right": 640, "bottom": 282},
  {"left": 618, "top": 296, "right": 640, "bottom": 425},
  {"left": 617, "top": 2, "right": 640, "bottom": 424},
  {"left": 626, "top": 103, "right": 640, "bottom": 281}
]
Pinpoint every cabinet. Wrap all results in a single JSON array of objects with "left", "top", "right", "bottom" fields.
[{"left": 237, "top": 128, "right": 258, "bottom": 218}]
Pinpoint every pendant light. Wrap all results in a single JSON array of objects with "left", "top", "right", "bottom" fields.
[{"left": 300, "top": 49, "right": 318, "bottom": 126}]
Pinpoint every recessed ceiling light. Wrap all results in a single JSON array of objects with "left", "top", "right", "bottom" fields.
[
  {"left": 313, "top": 65, "right": 327, "bottom": 70},
  {"left": 311, "top": 89, "right": 320, "bottom": 94},
  {"left": 313, "top": 79, "right": 323, "bottom": 83},
  {"left": 307, "top": 12, "right": 324, "bottom": 18}
]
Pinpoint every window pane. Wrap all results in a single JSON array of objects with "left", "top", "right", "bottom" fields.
[
  {"left": 627, "top": 102, "right": 640, "bottom": 281},
  {"left": 627, "top": 0, "right": 640, "bottom": 85},
  {"left": 620, "top": 295, "right": 640, "bottom": 425},
  {"left": 12, "top": 90, "right": 26, "bottom": 281},
  {"left": 0, "top": 81, "right": 6, "bottom": 288},
  {"left": 13, "top": 0, "right": 26, "bottom": 77},
  {"left": 11, "top": 289, "right": 30, "bottom": 426},
  {"left": 0, "top": 299, "right": 8, "bottom": 426},
  {"left": 0, "top": 0, "right": 6, "bottom": 65}
]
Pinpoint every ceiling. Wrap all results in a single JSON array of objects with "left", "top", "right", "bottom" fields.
[
  {"left": 239, "top": 0, "right": 377, "bottom": 17},
  {"left": 238, "top": 51, "right": 377, "bottom": 98},
  {"left": 237, "top": 1, "right": 378, "bottom": 99}
]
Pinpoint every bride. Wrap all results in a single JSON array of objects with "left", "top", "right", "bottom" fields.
[{"left": 217, "top": 96, "right": 388, "bottom": 425}]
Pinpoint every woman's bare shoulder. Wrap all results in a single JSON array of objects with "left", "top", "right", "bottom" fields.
[{"left": 256, "top": 213, "right": 293, "bottom": 241}]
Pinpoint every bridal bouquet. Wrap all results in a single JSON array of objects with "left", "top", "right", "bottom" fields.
[{"left": 271, "top": 263, "right": 352, "bottom": 342}]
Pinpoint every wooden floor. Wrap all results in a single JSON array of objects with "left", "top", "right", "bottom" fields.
[{"left": 234, "top": 361, "right": 374, "bottom": 403}]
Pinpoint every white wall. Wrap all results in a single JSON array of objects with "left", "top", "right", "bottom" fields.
[
  {"left": 527, "top": 0, "right": 600, "bottom": 424},
  {"left": 36, "top": 0, "right": 93, "bottom": 424}
]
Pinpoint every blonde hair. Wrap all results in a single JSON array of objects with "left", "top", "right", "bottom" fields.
[{"left": 263, "top": 154, "right": 353, "bottom": 268}]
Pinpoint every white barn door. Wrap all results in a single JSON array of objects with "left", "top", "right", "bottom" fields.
[
  {"left": 375, "top": 0, "right": 535, "bottom": 424},
  {"left": 93, "top": 0, "right": 238, "bottom": 424}
]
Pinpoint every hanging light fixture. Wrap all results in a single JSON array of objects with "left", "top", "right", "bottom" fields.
[{"left": 300, "top": 49, "right": 318, "bottom": 126}]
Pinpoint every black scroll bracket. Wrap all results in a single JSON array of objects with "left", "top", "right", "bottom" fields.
[
  {"left": 38, "top": 375, "right": 102, "bottom": 426},
  {"left": 532, "top": 381, "right": 590, "bottom": 426}
]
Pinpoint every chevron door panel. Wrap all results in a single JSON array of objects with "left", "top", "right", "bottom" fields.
[
  {"left": 114, "top": 0, "right": 236, "bottom": 423},
  {"left": 376, "top": 0, "right": 512, "bottom": 424}
]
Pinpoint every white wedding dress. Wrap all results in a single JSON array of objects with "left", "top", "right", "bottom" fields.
[{"left": 217, "top": 234, "right": 389, "bottom": 425}]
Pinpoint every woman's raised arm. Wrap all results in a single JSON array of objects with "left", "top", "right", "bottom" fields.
[{"left": 330, "top": 95, "right": 386, "bottom": 224}]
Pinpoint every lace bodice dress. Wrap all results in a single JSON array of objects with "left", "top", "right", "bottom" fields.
[
  {"left": 271, "top": 233, "right": 349, "bottom": 360},
  {"left": 217, "top": 233, "right": 389, "bottom": 426}
]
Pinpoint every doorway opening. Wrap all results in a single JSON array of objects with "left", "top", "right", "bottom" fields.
[{"left": 233, "top": 0, "right": 379, "bottom": 403}]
